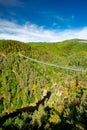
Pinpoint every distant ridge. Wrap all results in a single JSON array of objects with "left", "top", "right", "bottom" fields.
[{"left": 1, "top": 38, "right": 87, "bottom": 43}]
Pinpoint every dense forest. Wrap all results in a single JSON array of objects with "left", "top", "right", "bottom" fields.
[{"left": 0, "top": 39, "right": 87, "bottom": 130}]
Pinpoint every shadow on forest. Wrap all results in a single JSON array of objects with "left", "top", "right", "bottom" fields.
[
  {"left": 20, "top": 101, "right": 87, "bottom": 130},
  {"left": 0, "top": 90, "right": 87, "bottom": 130},
  {"left": 0, "top": 91, "right": 51, "bottom": 127}
]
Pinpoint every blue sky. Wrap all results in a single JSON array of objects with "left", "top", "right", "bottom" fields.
[{"left": 0, "top": 0, "right": 87, "bottom": 42}]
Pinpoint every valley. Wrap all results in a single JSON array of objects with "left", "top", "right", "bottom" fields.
[{"left": 0, "top": 39, "right": 87, "bottom": 130}]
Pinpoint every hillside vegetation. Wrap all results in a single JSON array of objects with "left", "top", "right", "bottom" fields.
[{"left": 0, "top": 39, "right": 87, "bottom": 130}]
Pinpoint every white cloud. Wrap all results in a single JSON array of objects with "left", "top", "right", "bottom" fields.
[
  {"left": 0, "top": 19, "right": 87, "bottom": 42},
  {"left": 55, "top": 16, "right": 64, "bottom": 21},
  {"left": 0, "top": 0, "right": 23, "bottom": 7}
]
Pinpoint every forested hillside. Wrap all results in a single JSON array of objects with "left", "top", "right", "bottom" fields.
[{"left": 0, "top": 39, "right": 87, "bottom": 130}]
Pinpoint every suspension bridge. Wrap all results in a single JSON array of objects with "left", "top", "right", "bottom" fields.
[{"left": 19, "top": 53, "right": 87, "bottom": 73}]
